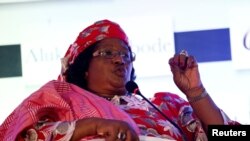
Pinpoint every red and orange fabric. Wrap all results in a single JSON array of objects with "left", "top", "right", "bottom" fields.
[
  {"left": 0, "top": 80, "right": 140, "bottom": 141},
  {"left": 0, "top": 80, "right": 238, "bottom": 141}
]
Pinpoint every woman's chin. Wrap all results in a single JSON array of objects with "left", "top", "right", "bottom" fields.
[
  {"left": 109, "top": 80, "right": 127, "bottom": 93},
  {"left": 111, "top": 77, "right": 128, "bottom": 85}
]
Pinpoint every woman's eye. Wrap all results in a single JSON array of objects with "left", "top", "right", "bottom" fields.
[
  {"left": 121, "top": 52, "right": 129, "bottom": 58},
  {"left": 104, "top": 50, "right": 113, "bottom": 56}
]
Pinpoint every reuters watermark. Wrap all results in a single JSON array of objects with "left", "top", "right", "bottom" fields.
[{"left": 208, "top": 125, "right": 249, "bottom": 140}]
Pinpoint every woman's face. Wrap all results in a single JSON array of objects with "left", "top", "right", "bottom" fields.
[{"left": 86, "top": 38, "right": 133, "bottom": 97}]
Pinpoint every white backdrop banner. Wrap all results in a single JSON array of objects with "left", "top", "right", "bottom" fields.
[
  {"left": 230, "top": 6, "right": 250, "bottom": 70},
  {"left": 21, "top": 16, "right": 175, "bottom": 86}
]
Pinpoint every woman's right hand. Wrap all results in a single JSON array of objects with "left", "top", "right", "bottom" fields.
[{"left": 71, "top": 117, "right": 139, "bottom": 141}]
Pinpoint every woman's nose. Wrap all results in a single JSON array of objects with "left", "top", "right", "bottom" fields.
[{"left": 112, "top": 55, "right": 125, "bottom": 64}]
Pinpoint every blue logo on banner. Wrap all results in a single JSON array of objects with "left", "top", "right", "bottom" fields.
[{"left": 174, "top": 28, "right": 231, "bottom": 62}]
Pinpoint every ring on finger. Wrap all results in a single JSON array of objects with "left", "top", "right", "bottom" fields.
[
  {"left": 117, "top": 132, "right": 126, "bottom": 141},
  {"left": 180, "top": 50, "right": 189, "bottom": 57}
]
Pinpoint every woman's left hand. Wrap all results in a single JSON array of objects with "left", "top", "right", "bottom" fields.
[{"left": 168, "top": 50, "right": 204, "bottom": 96}]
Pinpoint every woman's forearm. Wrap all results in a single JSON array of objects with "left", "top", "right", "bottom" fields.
[{"left": 188, "top": 90, "right": 224, "bottom": 131}]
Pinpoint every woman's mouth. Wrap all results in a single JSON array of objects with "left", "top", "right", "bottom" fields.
[{"left": 114, "top": 67, "right": 127, "bottom": 77}]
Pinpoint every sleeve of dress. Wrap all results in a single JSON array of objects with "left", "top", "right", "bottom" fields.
[
  {"left": 220, "top": 109, "right": 241, "bottom": 125},
  {"left": 152, "top": 92, "right": 240, "bottom": 141},
  {"left": 17, "top": 119, "right": 76, "bottom": 141}
]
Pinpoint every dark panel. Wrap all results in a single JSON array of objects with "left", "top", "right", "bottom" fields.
[
  {"left": 174, "top": 28, "right": 231, "bottom": 62},
  {"left": 0, "top": 44, "right": 22, "bottom": 77}
]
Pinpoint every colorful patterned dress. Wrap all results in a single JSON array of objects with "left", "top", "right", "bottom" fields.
[{"left": 0, "top": 80, "right": 238, "bottom": 141}]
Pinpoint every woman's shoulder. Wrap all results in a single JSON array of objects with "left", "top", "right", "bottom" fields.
[
  {"left": 151, "top": 91, "right": 188, "bottom": 106},
  {"left": 153, "top": 91, "right": 184, "bottom": 100},
  {"left": 19, "top": 80, "right": 72, "bottom": 103}
]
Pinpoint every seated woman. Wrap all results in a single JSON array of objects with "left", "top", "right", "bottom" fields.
[{"left": 0, "top": 19, "right": 239, "bottom": 141}]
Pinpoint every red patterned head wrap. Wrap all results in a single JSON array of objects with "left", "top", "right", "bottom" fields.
[{"left": 59, "top": 19, "right": 129, "bottom": 81}]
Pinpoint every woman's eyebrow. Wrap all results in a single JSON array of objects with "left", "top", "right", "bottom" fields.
[{"left": 97, "top": 45, "right": 130, "bottom": 51}]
